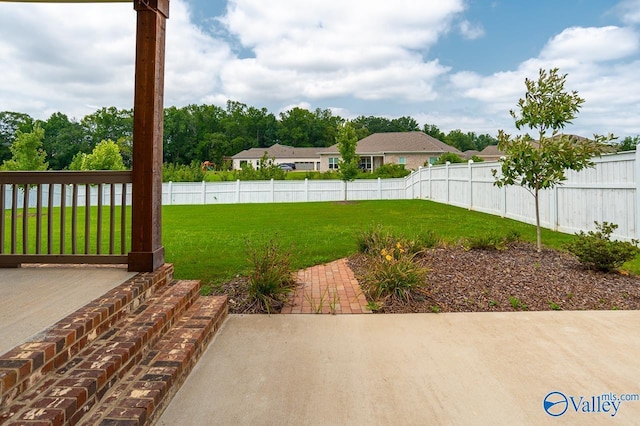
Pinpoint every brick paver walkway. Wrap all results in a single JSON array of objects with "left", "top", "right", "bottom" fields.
[{"left": 281, "top": 258, "right": 372, "bottom": 314}]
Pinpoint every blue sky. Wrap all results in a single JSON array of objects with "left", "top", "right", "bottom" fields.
[{"left": 1, "top": 0, "right": 639, "bottom": 138}]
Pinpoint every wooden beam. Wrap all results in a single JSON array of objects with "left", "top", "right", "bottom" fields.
[{"left": 128, "top": 0, "right": 168, "bottom": 272}]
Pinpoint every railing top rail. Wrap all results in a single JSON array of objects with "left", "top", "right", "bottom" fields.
[{"left": 0, "top": 170, "right": 133, "bottom": 185}]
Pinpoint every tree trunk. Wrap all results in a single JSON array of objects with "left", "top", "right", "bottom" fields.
[{"left": 535, "top": 186, "right": 541, "bottom": 252}]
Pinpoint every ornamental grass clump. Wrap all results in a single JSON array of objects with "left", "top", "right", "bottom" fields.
[
  {"left": 362, "top": 242, "right": 429, "bottom": 303},
  {"left": 565, "top": 222, "right": 640, "bottom": 272},
  {"left": 246, "top": 238, "right": 296, "bottom": 313}
]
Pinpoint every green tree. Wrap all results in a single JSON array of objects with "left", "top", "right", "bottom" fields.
[
  {"left": 336, "top": 123, "right": 359, "bottom": 200},
  {"left": 1, "top": 124, "right": 48, "bottom": 171},
  {"left": 0, "top": 111, "right": 34, "bottom": 163},
  {"left": 40, "top": 112, "right": 88, "bottom": 169},
  {"left": 434, "top": 152, "right": 464, "bottom": 165},
  {"left": 69, "top": 139, "right": 126, "bottom": 171},
  {"left": 616, "top": 136, "right": 639, "bottom": 152},
  {"left": 423, "top": 123, "right": 446, "bottom": 141},
  {"left": 493, "top": 68, "right": 611, "bottom": 251}
]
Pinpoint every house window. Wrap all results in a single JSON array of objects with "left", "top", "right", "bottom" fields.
[
  {"left": 428, "top": 157, "right": 437, "bottom": 165},
  {"left": 398, "top": 157, "right": 406, "bottom": 165},
  {"left": 328, "top": 157, "right": 339, "bottom": 170},
  {"left": 359, "top": 157, "right": 372, "bottom": 171}
]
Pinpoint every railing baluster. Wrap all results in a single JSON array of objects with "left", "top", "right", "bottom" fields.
[
  {"left": 0, "top": 171, "right": 131, "bottom": 265},
  {"left": 97, "top": 184, "right": 103, "bottom": 254},
  {"left": 36, "top": 184, "right": 42, "bottom": 254},
  {"left": 11, "top": 184, "right": 18, "bottom": 254},
  {"left": 110, "top": 183, "right": 116, "bottom": 254},
  {"left": 72, "top": 184, "right": 78, "bottom": 254},
  {"left": 121, "top": 183, "right": 127, "bottom": 254},
  {"left": 47, "top": 183, "right": 54, "bottom": 254},
  {"left": 85, "top": 184, "right": 91, "bottom": 254},
  {"left": 60, "top": 184, "right": 66, "bottom": 254},
  {"left": 22, "top": 184, "right": 29, "bottom": 254},
  {"left": 0, "top": 184, "right": 5, "bottom": 254}
]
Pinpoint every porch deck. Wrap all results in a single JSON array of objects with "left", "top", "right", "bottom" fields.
[{"left": 0, "top": 265, "right": 135, "bottom": 354}]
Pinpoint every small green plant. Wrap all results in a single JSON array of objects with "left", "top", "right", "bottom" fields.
[
  {"left": 489, "top": 300, "right": 498, "bottom": 307},
  {"left": 357, "top": 225, "right": 393, "bottom": 254},
  {"left": 304, "top": 287, "right": 338, "bottom": 314},
  {"left": 509, "top": 296, "right": 528, "bottom": 311},
  {"left": 565, "top": 222, "right": 640, "bottom": 272},
  {"left": 430, "top": 305, "right": 441, "bottom": 313},
  {"left": 405, "top": 229, "right": 440, "bottom": 253},
  {"left": 366, "top": 300, "right": 382, "bottom": 312},
  {"left": 464, "top": 234, "right": 504, "bottom": 251},
  {"left": 548, "top": 301, "right": 561, "bottom": 311},
  {"left": 362, "top": 242, "right": 429, "bottom": 302},
  {"left": 246, "top": 238, "right": 296, "bottom": 314}
]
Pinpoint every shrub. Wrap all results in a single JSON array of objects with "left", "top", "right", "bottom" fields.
[
  {"left": 434, "top": 152, "right": 464, "bottom": 165},
  {"left": 357, "top": 226, "right": 440, "bottom": 255},
  {"left": 246, "top": 238, "right": 296, "bottom": 313},
  {"left": 362, "top": 242, "right": 429, "bottom": 302},
  {"left": 371, "top": 163, "right": 411, "bottom": 178},
  {"left": 163, "top": 161, "right": 205, "bottom": 182},
  {"left": 565, "top": 222, "right": 640, "bottom": 272},
  {"left": 463, "top": 231, "right": 519, "bottom": 251}
]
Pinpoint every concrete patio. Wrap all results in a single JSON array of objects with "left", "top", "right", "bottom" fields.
[{"left": 160, "top": 311, "right": 640, "bottom": 425}]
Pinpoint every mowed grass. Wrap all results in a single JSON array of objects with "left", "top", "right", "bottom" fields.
[{"left": 163, "top": 199, "right": 593, "bottom": 285}]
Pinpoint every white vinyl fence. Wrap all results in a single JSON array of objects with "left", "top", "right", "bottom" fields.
[
  {"left": 408, "top": 150, "right": 639, "bottom": 241},
  {"left": 5, "top": 150, "right": 639, "bottom": 240},
  {"left": 162, "top": 178, "right": 407, "bottom": 205}
]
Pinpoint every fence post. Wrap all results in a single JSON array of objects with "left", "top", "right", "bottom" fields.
[
  {"left": 501, "top": 184, "right": 507, "bottom": 218},
  {"left": 305, "top": 178, "right": 309, "bottom": 202},
  {"left": 378, "top": 177, "right": 382, "bottom": 199},
  {"left": 636, "top": 149, "right": 640, "bottom": 239},
  {"left": 236, "top": 179, "right": 240, "bottom": 204},
  {"left": 445, "top": 161, "right": 450, "bottom": 204},
  {"left": 271, "top": 178, "right": 275, "bottom": 203},
  {"left": 428, "top": 164, "right": 432, "bottom": 199},
  {"left": 418, "top": 167, "right": 423, "bottom": 199},
  {"left": 166, "top": 181, "right": 172, "bottom": 205},
  {"left": 201, "top": 180, "right": 206, "bottom": 204},
  {"left": 550, "top": 185, "right": 558, "bottom": 231},
  {"left": 467, "top": 160, "right": 473, "bottom": 210}
]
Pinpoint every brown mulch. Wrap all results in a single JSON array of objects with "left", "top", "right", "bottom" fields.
[{"left": 348, "top": 242, "right": 640, "bottom": 313}]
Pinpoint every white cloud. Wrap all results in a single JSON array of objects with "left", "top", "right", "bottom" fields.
[
  {"left": 450, "top": 22, "right": 640, "bottom": 136},
  {"left": 459, "top": 20, "right": 485, "bottom": 40},
  {"left": 541, "top": 26, "right": 639, "bottom": 62},
  {"left": 0, "top": 0, "right": 233, "bottom": 119},
  {"left": 216, "top": 0, "right": 464, "bottom": 104},
  {"left": 616, "top": 0, "right": 640, "bottom": 24}
]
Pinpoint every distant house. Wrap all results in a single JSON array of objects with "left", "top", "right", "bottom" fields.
[
  {"left": 231, "top": 144, "right": 324, "bottom": 170},
  {"left": 475, "top": 145, "right": 504, "bottom": 162},
  {"left": 318, "top": 132, "right": 461, "bottom": 172}
]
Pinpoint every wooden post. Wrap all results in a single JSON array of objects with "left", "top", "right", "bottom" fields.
[{"left": 128, "top": 0, "right": 169, "bottom": 272}]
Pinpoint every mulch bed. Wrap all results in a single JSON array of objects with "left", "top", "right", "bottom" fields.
[
  {"left": 348, "top": 242, "right": 640, "bottom": 313},
  {"left": 214, "top": 242, "right": 640, "bottom": 314}
]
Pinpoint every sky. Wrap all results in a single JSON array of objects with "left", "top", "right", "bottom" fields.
[{"left": 1, "top": 0, "right": 639, "bottom": 138}]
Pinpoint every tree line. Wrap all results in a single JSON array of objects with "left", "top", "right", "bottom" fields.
[{"left": 0, "top": 101, "right": 504, "bottom": 171}]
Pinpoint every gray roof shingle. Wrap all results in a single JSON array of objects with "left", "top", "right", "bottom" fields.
[{"left": 320, "top": 131, "right": 460, "bottom": 155}]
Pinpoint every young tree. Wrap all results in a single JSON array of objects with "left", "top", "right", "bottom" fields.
[
  {"left": 336, "top": 122, "right": 360, "bottom": 200},
  {"left": 493, "top": 68, "right": 611, "bottom": 251},
  {"left": 69, "top": 139, "right": 126, "bottom": 171},
  {"left": 1, "top": 124, "right": 48, "bottom": 171}
]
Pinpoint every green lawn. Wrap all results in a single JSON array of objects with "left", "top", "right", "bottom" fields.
[{"left": 163, "top": 199, "right": 596, "bottom": 285}]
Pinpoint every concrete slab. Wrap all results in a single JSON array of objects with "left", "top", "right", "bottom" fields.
[
  {"left": 160, "top": 312, "right": 640, "bottom": 425},
  {"left": 0, "top": 266, "right": 135, "bottom": 354}
]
